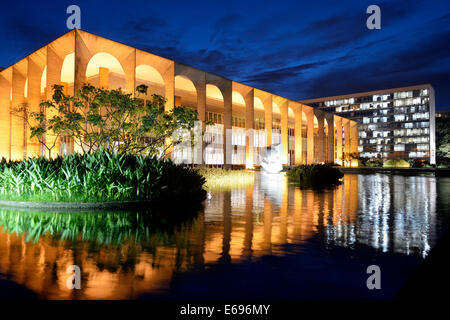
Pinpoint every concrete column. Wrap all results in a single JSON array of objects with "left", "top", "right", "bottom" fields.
[
  {"left": 264, "top": 96, "right": 272, "bottom": 147},
  {"left": 222, "top": 82, "right": 232, "bottom": 166},
  {"left": 244, "top": 89, "right": 254, "bottom": 168},
  {"left": 335, "top": 117, "right": 343, "bottom": 165},
  {"left": 74, "top": 30, "right": 90, "bottom": 93},
  {"left": 11, "top": 65, "right": 26, "bottom": 160},
  {"left": 0, "top": 70, "right": 12, "bottom": 160},
  {"left": 123, "top": 49, "right": 136, "bottom": 95},
  {"left": 162, "top": 64, "right": 175, "bottom": 158},
  {"left": 350, "top": 121, "right": 359, "bottom": 167},
  {"left": 280, "top": 101, "right": 289, "bottom": 165},
  {"left": 163, "top": 63, "right": 174, "bottom": 113},
  {"left": 306, "top": 111, "right": 315, "bottom": 165},
  {"left": 195, "top": 77, "right": 206, "bottom": 165},
  {"left": 74, "top": 31, "right": 91, "bottom": 154},
  {"left": 294, "top": 106, "right": 303, "bottom": 165},
  {"left": 46, "top": 46, "right": 64, "bottom": 158},
  {"left": 344, "top": 119, "right": 350, "bottom": 166},
  {"left": 27, "top": 56, "right": 43, "bottom": 158},
  {"left": 326, "top": 114, "right": 335, "bottom": 163},
  {"left": 315, "top": 110, "right": 325, "bottom": 163}
]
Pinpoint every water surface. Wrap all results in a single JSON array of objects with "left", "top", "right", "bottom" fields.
[{"left": 0, "top": 173, "right": 449, "bottom": 299}]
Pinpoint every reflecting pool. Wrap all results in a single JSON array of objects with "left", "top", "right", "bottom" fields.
[{"left": 0, "top": 173, "right": 449, "bottom": 299}]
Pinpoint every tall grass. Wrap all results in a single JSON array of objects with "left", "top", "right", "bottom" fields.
[
  {"left": 0, "top": 149, "right": 206, "bottom": 203},
  {"left": 197, "top": 168, "right": 254, "bottom": 191}
]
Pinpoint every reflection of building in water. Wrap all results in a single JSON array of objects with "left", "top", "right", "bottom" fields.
[
  {"left": 355, "top": 175, "right": 436, "bottom": 256},
  {"left": 0, "top": 174, "right": 442, "bottom": 299}
]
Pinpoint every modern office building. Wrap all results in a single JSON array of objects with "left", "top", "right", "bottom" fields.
[
  {"left": 0, "top": 29, "right": 357, "bottom": 167},
  {"left": 300, "top": 84, "right": 436, "bottom": 164}
]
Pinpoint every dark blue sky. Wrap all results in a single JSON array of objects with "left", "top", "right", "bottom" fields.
[{"left": 1, "top": 0, "right": 449, "bottom": 109}]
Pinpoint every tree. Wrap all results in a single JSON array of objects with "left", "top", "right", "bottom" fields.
[
  {"left": 436, "top": 117, "right": 450, "bottom": 163},
  {"left": 16, "top": 84, "right": 201, "bottom": 159}
]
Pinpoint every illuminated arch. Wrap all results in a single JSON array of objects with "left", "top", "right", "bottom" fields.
[
  {"left": 272, "top": 101, "right": 281, "bottom": 144},
  {"left": 136, "top": 64, "right": 165, "bottom": 98},
  {"left": 206, "top": 84, "right": 224, "bottom": 101},
  {"left": 174, "top": 75, "right": 197, "bottom": 108},
  {"left": 61, "top": 52, "right": 75, "bottom": 84},
  {"left": 40, "top": 66, "right": 47, "bottom": 94},
  {"left": 254, "top": 97, "right": 264, "bottom": 111},
  {"left": 24, "top": 78, "right": 28, "bottom": 99},
  {"left": 232, "top": 91, "right": 245, "bottom": 106},
  {"left": 302, "top": 111, "right": 308, "bottom": 164},
  {"left": 85, "top": 52, "right": 126, "bottom": 90}
]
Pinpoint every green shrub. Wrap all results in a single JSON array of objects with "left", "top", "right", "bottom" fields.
[
  {"left": 437, "top": 164, "right": 448, "bottom": 168},
  {"left": 287, "top": 164, "right": 343, "bottom": 189},
  {"left": 0, "top": 149, "right": 206, "bottom": 203},
  {"left": 365, "top": 159, "right": 383, "bottom": 167},
  {"left": 383, "top": 159, "right": 411, "bottom": 168}
]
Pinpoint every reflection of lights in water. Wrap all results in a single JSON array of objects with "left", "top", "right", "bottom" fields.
[
  {"left": 0, "top": 173, "right": 446, "bottom": 299},
  {"left": 258, "top": 172, "right": 284, "bottom": 207}
]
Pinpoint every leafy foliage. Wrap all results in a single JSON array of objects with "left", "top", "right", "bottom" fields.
[
  {"left": 14, "top": 84, "right": 200, "bottom": 158},
  {"left": 0, "top": 149, "right": 206, "bottom": 203},
  {"left": 436, "top": 118, "right": 450, "bottom": 164},
  {"left": 287, "top": 164, "right": 343, "bottom": 189}
]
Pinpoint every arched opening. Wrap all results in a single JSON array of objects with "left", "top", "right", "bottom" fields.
[
  {"left": 40, "top": 66, "right": 47, "bottom": 97},
  {"left": 302, "top": 111, "right": 307, "bottom": 164},
  {"left": 85, "top": 52, "right": 126, "bottom": 90},
  {"left": 204, "top": 84, "right": 224, "bottom": 165},
  {"left": 175, "top": 75, "right": 197, "bottom": 108},
  {"left": 288, "top": 107, "right": 295, "bottom": 165},
  {"left": 253, "top": 97, "right": 265, "bottom": 165},
  {"left": 24, "top": 78, "right": 28, "bottom": 99},
  {"left": 173, "top": 75, "right": 197, "bottom": 165},
  {"left": 61, "top": 52, "right": 75, "bottom": 94},
  {"left": 231, "top": 91, "right": 245, "bottom": 165},
  {"left": 135, "top": 65, "right": 165, "bottom": 101},
  {"left": 272, "top": 101, "right": 281, "bottom": 145},
  {"left": 324, "top": 118, "right": 329, "bottom": 163}
]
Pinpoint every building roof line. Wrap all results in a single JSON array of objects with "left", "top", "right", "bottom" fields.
[{"left": 299, "top": 84, "right": 433, "bottom": 103}]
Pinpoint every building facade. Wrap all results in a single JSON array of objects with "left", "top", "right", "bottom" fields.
[
  {"left": 300, "top": 84, "right": 436, "bottom": 164},
  {"left": 0, "top": 29, "right": 357, "bottom": 167}
]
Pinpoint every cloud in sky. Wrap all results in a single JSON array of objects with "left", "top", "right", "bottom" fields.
[{"left": 0, "top": 0, "right": 449, "bottom": 109}]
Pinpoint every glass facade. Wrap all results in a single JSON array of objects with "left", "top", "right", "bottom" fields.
[{"left": 302, "top": 85, "right": 436, "bottom": 163}]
